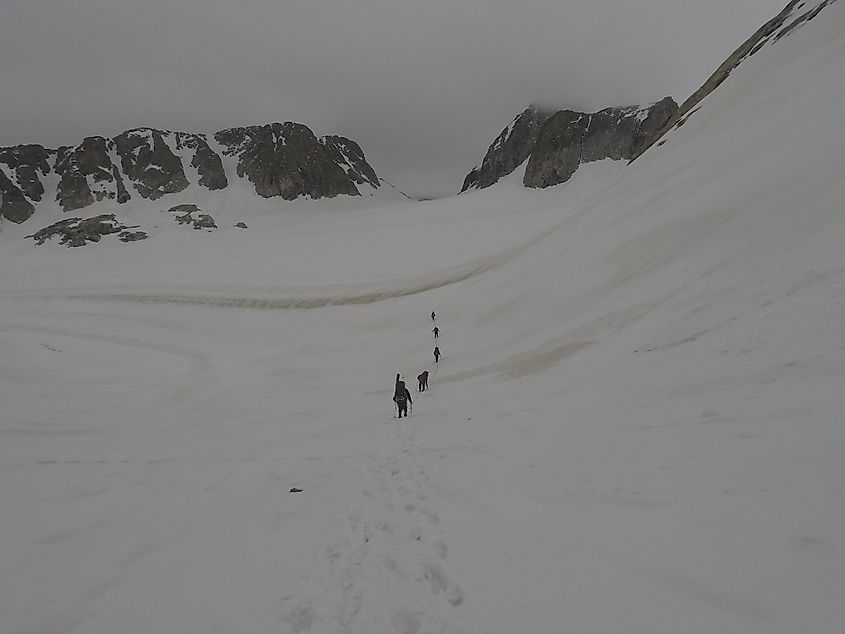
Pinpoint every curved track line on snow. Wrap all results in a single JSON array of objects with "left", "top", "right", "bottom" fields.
[
  {"left": 0, "top": 220, "right": 557, "bottom": 310},
  {"left": 0, "top": 321, "right": 210, "bottom": 385}
]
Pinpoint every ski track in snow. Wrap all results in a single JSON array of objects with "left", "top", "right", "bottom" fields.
[
  {"left": 282, "top": 415, "right": 473, "bottom": 634},
  {"left": 0, "top": 210, "right": 554, "bottom": 310}
]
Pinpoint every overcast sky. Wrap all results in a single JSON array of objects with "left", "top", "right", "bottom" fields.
[{"left": 0, "top": 0, "right": 788, "bottom": 197}]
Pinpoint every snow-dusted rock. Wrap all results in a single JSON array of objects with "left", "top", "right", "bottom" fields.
[
  {"left": 462, "top": 98, "right": 677, "bottom": 191},
  {"left": 461, "top": 104, "right": 553, "bottom": 192},
  {"left": 215, "top": 122, "right": 363, "bottom": 200},
  {"left": 0, "top": 122, "right": 383, "bottom": 224},
  {"left": 26, "top": 214, "right": 147, "bottom": 247}
]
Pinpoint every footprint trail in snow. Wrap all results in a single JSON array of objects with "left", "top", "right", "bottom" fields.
[{"left": 282, "top": 415, "right": 473, "bottom": 634}]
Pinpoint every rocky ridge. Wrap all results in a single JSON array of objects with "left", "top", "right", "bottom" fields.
[
  {"left": 0, "top": 122, "right": 384, "bottom": 224},
  {"left": 631, "top": 0, "right": 838, "bottom": 160},
  {"left": 26, "top": 215, "right": 147, "bottom": 247},
  {"left": 462, "top": 98, "right": 678, "bottom": 192}
]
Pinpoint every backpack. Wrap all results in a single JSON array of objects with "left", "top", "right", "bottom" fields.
[{"left": 394, "top": 380, "right": 407, "bottom": 402}]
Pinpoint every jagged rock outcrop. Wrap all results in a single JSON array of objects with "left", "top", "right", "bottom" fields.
[
  {"left": 27, "top": 214, "right": 147, "bottom": 247},
  {"left": 165, "top": 204, "right": 217, "bottom": 230},
  {"left": 0, "top": 122, "right": 382, "bottom": 224},
  {"left": 54, "top": 137, "right": 129, "bottom": 211},
  {"left": 321, "top": 135, "right": 381, "bottom": 189},
  {"left": 0, "top": 145, "right": 53, "bottom": 222},
  {"left": 462, "top": 105, "right": 553, "bottom": 192},
  {"left": 524, "top": 99, "right": 678, "bottom": 188},
  {"left": 113, "top": 129, "right": 190, "bottom": 200},
  {"left": 463, "top": 99, "right": 678, "bottom": 192},
  {"left": 0, "top": 168, "right": 36, "bottom": 223},
  {"left": 216, "top": 122, "right": 362, "bottom": 200},
  {"left": 173, "top": 132, "right": 228, "bottom": 190},
  {"left": 0, "top": 145, "right": 52, "bottom": 202},
  {"left": 522, "top": 110, "right": 590, "bottom": 190},
  {"left": 632, "top": 0, "right": 837, "bottom": 160}
]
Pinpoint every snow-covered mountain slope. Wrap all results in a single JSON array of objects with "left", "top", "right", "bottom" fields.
[{"left": 1, "top": 1, "right": 845, "bottom": 633}]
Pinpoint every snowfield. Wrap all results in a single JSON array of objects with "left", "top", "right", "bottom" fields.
[{"left": 2, "top": 3, "right": 845, "bottom": 634}]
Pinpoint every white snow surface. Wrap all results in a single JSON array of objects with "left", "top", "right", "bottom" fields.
[{"left": 2, "top": 5, "right": 845, "bottom": 633}]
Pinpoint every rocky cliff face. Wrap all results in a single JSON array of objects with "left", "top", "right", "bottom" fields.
[
  {"left": 0, "top": 122, "right": 383, "bottom": 223},
  {"left": 215, "top": 123, "right": 362, "bottom": 200},
  {"left": 461, "top": 98, "right": 677, "bottom": 192},
  {"left": 461, "top": 105, "right": 553, "bottom": 192},
  {"left": 524, "top": 98, "right": 677, "bottom": 188},
  {"left": 54, "top": 136, "right": 129, "bottom": 211},
  {"left": 0, "top": 145, "right": 53, "bottom": 222}
]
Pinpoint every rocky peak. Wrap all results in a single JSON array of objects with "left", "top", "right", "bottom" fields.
[
  {"left": 461, "top": 104, "right": 553, "bottom": 192},
  {"left": 462, "top": 99, "right": 678, "bottom": 192},
  {"left": 172, "top": 132, "right": 228, "bottom": 191},
  {"left": 215, "top": 122, "right": 364, "bottom": 200},
  {"left": 321, "top": 135, "right": 381, "bottom": 190},
  {"left": 524, "top": 98, "right": 678, "bottom": 188},
  {"left": 113, "top": 128, "right": 190, "bottom": 200},
  {"left": 0, "top": 144, "right": 53, "bottom": 222},
  {"left": 54, "top": 136, "right": 129, "bottom": 211},
  {"left": 1, "top": 120, "right": 384, "bottom": 225}
]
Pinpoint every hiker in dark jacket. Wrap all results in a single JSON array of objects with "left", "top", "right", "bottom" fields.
[
  {"left": 433, "top": 346, "right": 441, "bottom": 363},
  {"left": 394, "top": 375, "right": 413, "bottom": 418},
  {"left": 417, "top": 371, "right": 429, "bottom": 392},
  {"left": 431, "top": 310, "right": 436, "bottom": 321},
  {"left": 432, "top": 326, "right": 439, "bottom": 339}
]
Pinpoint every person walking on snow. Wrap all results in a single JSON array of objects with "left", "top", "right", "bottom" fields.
[
  {"left": 433, "top": 346, "right": 441, "bottom": 363},
  {"left": 417, "top": 371, "right": 429, "bottom": 392},
  {"left": 431, "top": 310, "right": 436, "bottom": 321},
  {"left": 393, "top": 374, "right": 413, "bottom": 418},
  {"left": 432, "top": 326, "right": 439, "bottom": 339}
]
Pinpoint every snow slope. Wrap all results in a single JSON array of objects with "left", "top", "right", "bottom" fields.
[{"left": 2, "top": 3, "right": 845, "bottom": 633}]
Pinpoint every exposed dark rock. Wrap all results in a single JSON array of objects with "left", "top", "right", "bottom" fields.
[
  {"left": 165, "top": 203, "right": 217, "bottom": 230},
  {"left": 1, "top": 120, "right": 383, "bottom": 224},
  {"left": 27, "top": 214, "right": 141, "bottom": 247},
  {"left": 112, "top": 165, "right": 131, "bottom": 204},
  {"left": 215, "top": 122, "right": 361, "bottom": 200},
  {"left": 168, "top": 203, "right": 201, "bottom": 215},
  {"left": 461, "top": 167, "right": 480, "bottom": 192},
  {"left": 321, "top": 136, "right": 380, "bottom": 189},
  {"left": 461, "top": 105, "right": 553, "bottom": 192},
  {"left": 0, "top": 144, "right": 52, "bottom": 222},
  {"left": 629, "top": 97, "right": 679, "bottom": 157},
  {"left": 56, "top": 169, "right": 95, "bottom": 211},
  {"left": 118, "top": 230, "right": 148, "bottom": 242},
  {"left": 522, "top": 101, "right": 678, "bottom": 188},
  {"left": 631, "top": 0, "right": 833, "bottom": 160},
  {"left": 193, "top": 214, "right": 217, "bottom": 230},
  {"left": 0, "top": 168, "right": 36, "bottom": 223},
  {"left": 174, "top": 132, "right": 228, "bottom": 190},
  {"left": 464, "top": 100, "right": 677, "bottom": 191},
  {"left": 523, "top": 111, "right": 590, "bottom": 189},
  {"left": 580, "top": 108, "right": 640, "bottom": 163},
  {"left": 0, "top": 145, "right": 52, "bottom": 202},
  {"left": 234, "top": 221, "right": 248, "bottom": 229},
  {"left": 54, "top": 137, "right": 128, "bottom": 211},
  {"left": 114, "top": 129, "right": 189, "bottom": 200}
]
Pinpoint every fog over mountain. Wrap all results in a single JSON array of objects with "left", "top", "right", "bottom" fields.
[{"left": 0, "top": 0, "right": 789, "bottom": 197}]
